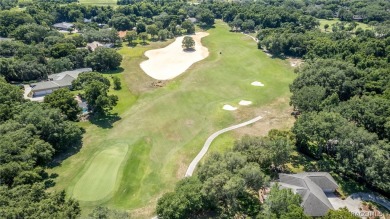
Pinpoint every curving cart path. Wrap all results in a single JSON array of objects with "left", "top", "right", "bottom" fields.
[{"left": 185, "top": 116, "right": 263, "bottom": 177}]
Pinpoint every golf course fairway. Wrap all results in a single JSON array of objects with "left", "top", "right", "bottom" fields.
[
  {"left": 50, "top": 20, "right": 296, "bottom": 218},
  {"left": 73, "top": 143, "right": 128, "bottom": 202}
]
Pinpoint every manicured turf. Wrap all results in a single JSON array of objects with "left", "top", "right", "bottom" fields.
[
  {"left": 50, "top": 21, "right": 295, "bottom": 217},
  {"left": 79, "top": 0, "right": 117, "bottom": 6},
  {"left": 318, "top": 18, "right": 372, "bottom": 32},
  {"left": 72, "top": 143, "right": 128, "bottom": 202}
]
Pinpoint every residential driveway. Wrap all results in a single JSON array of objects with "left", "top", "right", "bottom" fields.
[
  {"left": 327, "top": 192, "right": 390, "bottom": 213},
  {"left": 23, "top": 85, "right": 44, "bottom": 102},
  {"left": 327, "top": 192, "right": 361, "bottom": 212}
]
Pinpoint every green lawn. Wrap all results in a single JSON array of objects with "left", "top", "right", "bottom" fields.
[
  {"left": 72, "top": 143, "right": 128, "bottom": 202},
  {"left": 318, "top": 18, "right": 372, "bottom": 32},
  {"left": 50, "top": 21, "right": 295, "bottom": 218},
  {"left": 79, "top": 0, "right": 117, "bottom": 6}
]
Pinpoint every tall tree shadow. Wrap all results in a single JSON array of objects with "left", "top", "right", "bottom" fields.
[
  {"left": 89, "top": 113, "right": 121, "bottom": 129},
  {"left": 48, "top": 137, "right": 83, "bottom": 169}
]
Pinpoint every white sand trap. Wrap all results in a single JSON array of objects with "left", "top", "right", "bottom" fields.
[
  {"left": 140, "top": 32, "right": 209, "bottom": 80},
  {"left": 239, "top": 100, "right": 252, "bottom": 106},
  {"left": 251, "top": 81, "right": 265, "bottom": 87},
  {"left": 223, "top": 105, "right": 237, "bottom": 111}
]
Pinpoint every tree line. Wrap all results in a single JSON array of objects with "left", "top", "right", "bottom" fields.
[
  {"left": 157, "top": 131, "right": 359, "bottom": 219},
  {"left": 0, "top": 78, "right": 83, "bottom": 217}
]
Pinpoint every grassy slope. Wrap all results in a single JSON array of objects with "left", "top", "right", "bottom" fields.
[{"left": 50, "top": 21, "right": 295, "bottom": 217}]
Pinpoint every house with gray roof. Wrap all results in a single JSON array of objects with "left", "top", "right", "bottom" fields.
[
  {"left": 352, "top": 15, "right": 364, "bottom": 21},
  {"left": 188, "top": 17, "right": 197, "bottom": 23},
  {"left": 0, "top": 37, "right": 11, "bottom": 41},
  {"left": 277, "top": 172, "right": 339, "bottom": 217},
  {"left": 53, "top": 22, "right": 74, "bottom": 31},
  {"left": 30, "top": 68, "right": 92, "bottom": 97}
]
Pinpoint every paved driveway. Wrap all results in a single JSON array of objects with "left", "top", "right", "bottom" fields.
[{"left": 327, "top": 192, "right": 390, "bottom": 213}]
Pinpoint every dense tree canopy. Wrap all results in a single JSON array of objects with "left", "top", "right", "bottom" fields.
[
  {"left": 72, "top": 72, "right": 118, "bottom": 115},
  {"left": 0, "top": 79, "right": 82, "bottom": 216},
  {"left": 157, "top": 132, "right": 299, "bottom": 218},
  {"left": 85, "top": 47, "right": 122, "bottom": 72},
  {"left": 0, "top": 184, "right": 80, "bottom": 218},
  {"left": 44, "top": 88, "right": 81, "bottom": 121},
  {"left": 182, "top": 36, "right": 195, "bottom": 50}
]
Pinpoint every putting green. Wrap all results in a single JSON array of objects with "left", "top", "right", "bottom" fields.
[{"left": 72, "top": 143, "right": 128, "bottom": 201}]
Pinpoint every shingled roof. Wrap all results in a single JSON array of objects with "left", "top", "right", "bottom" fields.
[
  {"left": 31, "top": 68, "right": 92, "bottom": 92},
  {"left": 278, "top": 172, "right": 339, "bottom": 217}
]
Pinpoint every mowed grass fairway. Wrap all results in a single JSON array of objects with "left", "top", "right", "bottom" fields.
[
  {"left": 50, "top": 21, "right": 295, "bottom": 217},
  {"left": 79, "top": 0, "right": 117, "bottom": 6}
]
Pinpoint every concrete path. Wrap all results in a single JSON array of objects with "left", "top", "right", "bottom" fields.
[
  {"left": 327, "top": 192, "right": 390, "bottom": 213},
  {"left": 243, "top": 32, "right": 259, "bottom": 43},
  {"left": 185, "top": 116, "right": 263, "bottom": 177}
]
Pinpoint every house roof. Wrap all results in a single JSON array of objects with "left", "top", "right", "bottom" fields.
[
  {"left": 118, "top": 31, "right": 127, "bottom": 38},
  {"left": 188, "top": 17, "right": 197, "bottom": 23},
  {"left": 48, "top": 68, "right": 92, "bottom": 81},
  {"left": 31, "top": 81, "right": 63, "bottom": 92},
  {"left": 353, "top": 15, "right": 364, "bottom": 20},
  {"left": 53, "top": 22, "right": 74, "bottom": 29},
  {"left": 86, "top": 41, "right": 113, "bottom": 51},
  {"left": 32, "top": 68, "right": 92, "bottom": 92},
  {"left": 278, "top": 172, "right": 339, "bottom": 217}
]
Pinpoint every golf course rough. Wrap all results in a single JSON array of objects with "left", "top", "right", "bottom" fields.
[{"left": 73, "top": 143, "right": 128, "bottom": 202}]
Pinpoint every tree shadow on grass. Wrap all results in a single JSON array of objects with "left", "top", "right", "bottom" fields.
[
  {"left": 198, "top": 25, "right": 216, "bottom": 31},
  {"left": 140, "top": 41, "right": 150, "bottom": 46},
  {"left": 47, "top": 138, "right": 83, "bottom": 169},
  {"left": 101, "top": 67, "right": 124, "bottom": 75},
  {"left": 288, "top": 151, "right": 319, "bottom": 173},
  {"left": 127, "top": 42, "right": 138, "bottom": 47},
  {"left": 89, "top": 113, "right": 121, "bottom": 129}
]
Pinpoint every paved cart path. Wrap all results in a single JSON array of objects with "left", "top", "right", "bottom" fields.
[{"left": 185, "top": 116, "right": 263, "bottom": 177}]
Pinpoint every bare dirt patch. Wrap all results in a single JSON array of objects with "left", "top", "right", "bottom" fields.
[
  {"left": 232, "top": 97, "right": 295, "bottom": 137},
  {"left": 287, "top": 57, "right": 304, "bottom": 67}
]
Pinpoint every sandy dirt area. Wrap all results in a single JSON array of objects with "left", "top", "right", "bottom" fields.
[{"left": 140, "top": 32, "right": 209, "bottom": 80}]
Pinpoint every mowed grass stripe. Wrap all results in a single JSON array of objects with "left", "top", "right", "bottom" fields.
[
  {"left": 73, "top": 143, "right": 128, "bottom": 202},
  {"left": 79, "top": 0, "right": 117, "bottom": 6}
]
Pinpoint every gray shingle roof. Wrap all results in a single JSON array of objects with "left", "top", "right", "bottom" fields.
[
  {"left": 53, "top": 22, "right": 74, "bottom": 30},
  {"left": 48, "top": 68, "right": 92, "bottom": 81},
  {"left": 32, "top": 68, "right": 92, "bottom": 92},
  {"left": 278, "top": 172, "right": 339, "bottom": 217},
  {"left": 31, "top": 81, "right": 63, "bottom": 92}
]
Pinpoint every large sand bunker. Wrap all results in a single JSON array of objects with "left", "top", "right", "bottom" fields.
[{"left": 140, "top": 32, "right": 209, "bottom": 80}]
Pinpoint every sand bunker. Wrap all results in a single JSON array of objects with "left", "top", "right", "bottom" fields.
[
  {"left": 140, "top": 32, "right": 209, "bottom": 80},
  {"left": 223, "top": 105, "right": 237, "bottom": 111},
  {"left": 251, "top": 81, "right": 265, "bottom": 87},
  {"left": 239, "top": 100, "right": 252, "bottom": 106}
]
